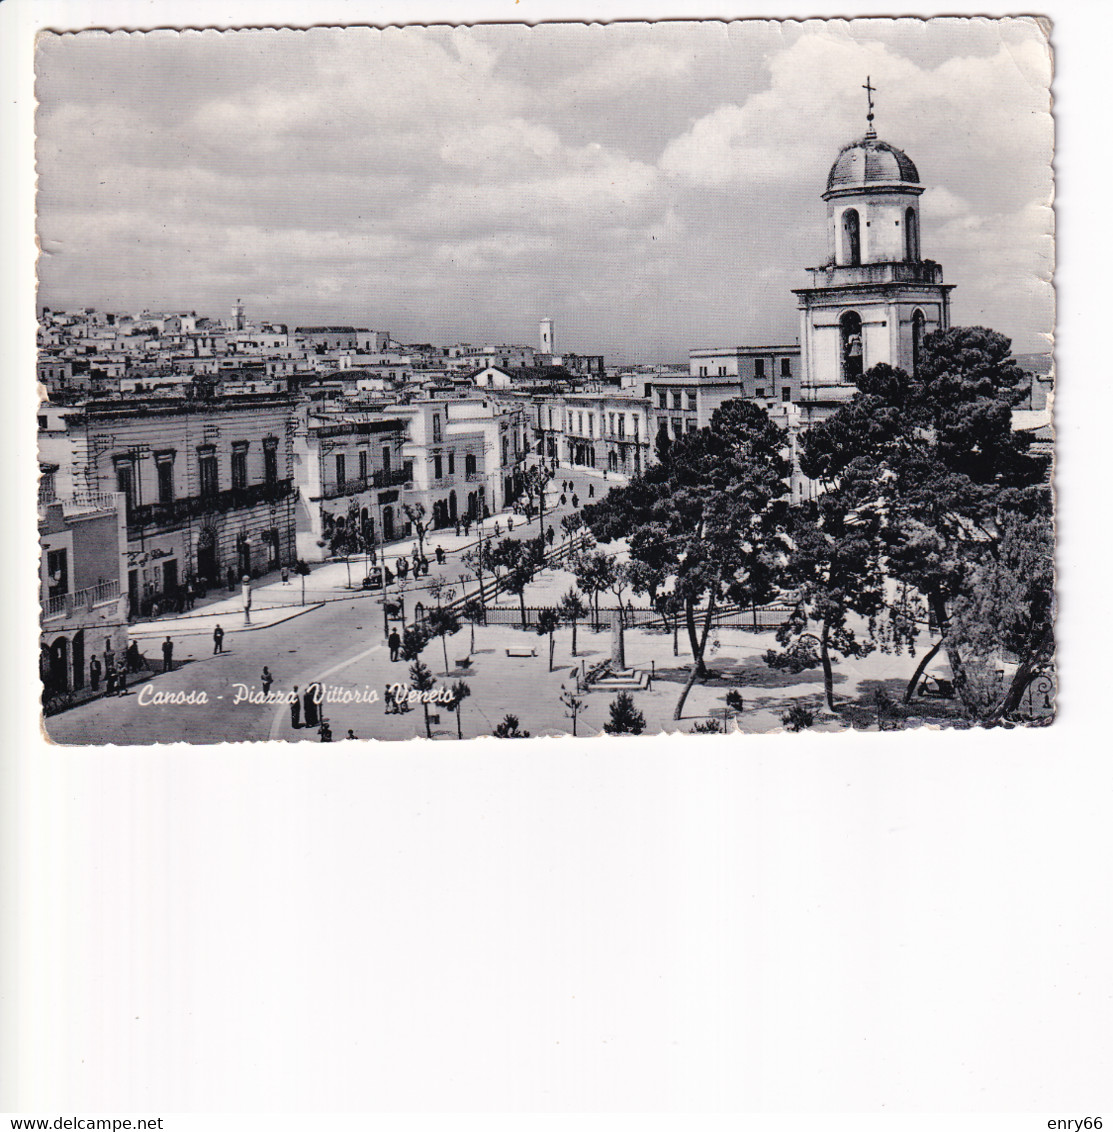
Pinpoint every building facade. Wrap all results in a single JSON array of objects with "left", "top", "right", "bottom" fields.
[{"left": 39, "top": 394, "right": 299, "bottom": 613}]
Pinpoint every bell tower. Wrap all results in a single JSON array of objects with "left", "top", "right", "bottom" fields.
[{"left": 793, "top": 80, "right": 954, "bottom": 424}]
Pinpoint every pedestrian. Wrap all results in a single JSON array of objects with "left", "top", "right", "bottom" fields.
[
  {"left": 419, "top": 555, "right": 429, "bottom": 577},
  {"left": 281, "top": 566, "right": 290, "bottom": 585},
  {"left": 571, "top": 493, "right": 579, "bottom": 508},
  {"left": 494, "top": 521, "right": 500, "bottom": 537},
  {"left": 227, "top": 567, "right": 236, "bottom": 592},
  {"left": 560, "top": 493, "right": 567, "bottom": 506},
  {"left": 115, "top": 665, "right": 127, "bottom": 695},
  {"left": 508, "top": 516, "right": 514, "bottom": 532},
  {"left": 89, "top": 655, "right": 102, "bottom": 692},
  {"left": 388, "top": 629, "right": 401, "bottom": 662},
  {"left": 397, "top": 556, "right": 409, "bottom": 581},
  {"left": 303, "top": 684, "right": 320, "bottom": 728},
  {"left": 261, "top": 666, "right": 273, "bottom": 693},
  {"left": 319, "top": 720, "right": 333, "bottom": 742},
  {"left": 545, "top": 527, "right": 555, "bottom": 548},
  {"left": 588, "top": 483, "right": 595, "bottom": 498},
  {"left": 435, "top": 545, "right": 445, "bottom": 565},
  {"left": 463, "top": 518, "right": 471, "bottom": 537},
  {"left": 454, "top": 520, "right": 461, "bottom": 538},
  {"left": 127, "top": 641, "right": 142, "bottom": 672},
  {"left": 290, "top": 685, "right": 301, "bottom": 728},
  {"left": 213, "top": 624, "right": 224, "bottom": 654},
  {"left": 346, "top": 728, "right": 357, "bottom": 740},
  {"left": 161, "top": 636, "right": 174, "bottom": 673},
  {"left": 184, "top": 582, "right": 194, "bottom": 610}
]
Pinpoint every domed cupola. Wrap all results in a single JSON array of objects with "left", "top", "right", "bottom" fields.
[{"left": 825, "top": 136, "right": 919, "bottom": 197}]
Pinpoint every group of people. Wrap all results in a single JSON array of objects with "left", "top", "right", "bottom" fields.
[{"left": 88, "top": 640, "right": 143, "bottom": 696}]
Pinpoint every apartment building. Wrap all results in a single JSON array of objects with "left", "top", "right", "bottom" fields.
[
  {"left": 38, "top": 394, "right": 299, "bottom": 613},
  {"left": 38, "top": 469, "right": 128, "bottom": 697}
]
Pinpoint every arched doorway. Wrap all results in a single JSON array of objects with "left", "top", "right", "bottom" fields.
[
  {"left": 840, "top": 311, "right": 864, "bottom": 380},
  {"left": 72, "top": 630, "right": 85, "bottom": 690},
  {"left": 236, "top": 533, "right": 251, "bottom": 578},
  {"left": 196, "top": 526, "right": 218, "bottom": 585},
  {"left": 382, "top": 505, "right": 394, "bottom": 542},
  {"left": 842, "top": 208, "right": 861, "bottom": 266},
  {"left": 47, "top": 636, "right": 69, "bottom": 694},
  {"left": 449, "top": 490, "right": 458, "bottom": 522}
]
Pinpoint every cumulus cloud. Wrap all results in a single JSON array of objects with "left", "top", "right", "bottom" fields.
[{"left": 35, "top": 19, "right": 1053, "bottom": 360}]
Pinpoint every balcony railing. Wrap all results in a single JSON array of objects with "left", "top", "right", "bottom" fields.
[
  {"left": 801, "top": 259, "right": 945, "bottom": 289},
  {"left": 43, "top": 578, "right": 121, "bottom": 619},
  {"left": 39, "top": 491, "right": 121, "bottom": 518},
  {"left": 317, "top": 467, "right": 412, "bottom": 501},
  {"left": 128, "top": 479, "right": 294, "bottom": 532},
  {"left": 464, "top": 469, "right": 486, "bottom": 482}
]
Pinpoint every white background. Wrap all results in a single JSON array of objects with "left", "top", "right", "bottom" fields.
[{"left": 2, "top": 0, "right": 1111, "bottom": 1119}]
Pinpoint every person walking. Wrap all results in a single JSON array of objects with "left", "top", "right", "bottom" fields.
[
  {"left": 435, "top": 545, "right": 445, "bottom": 566},
  {"left": 571, "top": 493, "right": 579, "bottom": 508},
  {"left": 345, "top": 728, "right": 358, "bottom": 740},
  {"left": 560, "top": 493, "right": 567, "bottom": 506},
  {"left": 419, "top": 555, "right": 429, "bottom": 577},
  {"left": 213, "top": 624, "right": 225, "bottom": 654},
  {"left": 397, "top": 556, "right": 409, "bottom": 581},
  {"left": 454, "top": 520, "right": 461, "bottom": 538},
  {"left": 303, "top": 684, "right": 320, "bottom": 728},
  {"left": 290, "top": 685, "right": 301, "bottom": 729},
  {"left": 105, "top": 665, "right": 116, "bottom": 697},
  {"left": 281, "top": 566, "right": 290, "bottom": 585},
  {"left": 388, "top": 629, "right": 401, "bottom": 662},
  {"left": 185, "top": 581, "right": 195, "bottom": 610},
  {"left": 115, "top": 665, "right": 127, "bottom": 695},
  {"left": 588, "top": 483, "right": 595, "bottom": 499},
  {"left": 261, "top": 666, "right": 273, "bottom": 693},
  {"left": 127, "top": 641, "right": 142, "bottom": 672},
  {"left": 161, "top": 636, "right": 174, "bottom": 673},
  {"left": 89, "top": 655, "right": 102, "bottom": 693}
]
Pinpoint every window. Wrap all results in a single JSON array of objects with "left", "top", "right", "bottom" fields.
[
  {"left": 262, "top": 440, "right": 278, "bottom": 485},
  {"left": 156, "top": 453, "right": 175, "bottom": 503},
  {"left": 115, "top": 461, "right": 135, "bottom": 511},
  {"left": 358, "top": 450, "right": 368, "bottom": 480},
  {"left": 687, "top": 392, "right": 696, "bottom": 411},
  {"left": 842, "top": 208, "right": 861, "bottom": 265},
  {"left": 618, "top": 415, "right": 625, "bottom": 439},
  {"left": 382, "top": 445, "right": 392, "bottom": 475},
  {"left": 609, "top": 413, "right": 615, "bottom": 435},
  {"left": 577, "top": 412, "right": 583, "bottom": 434},
  {"left": 912, "top": 309, "right": 926, "bottom": 375},
  {"left": 782, "top": 386, "right": 792, "bottom": 403},
  {"left": 501, "top": 437, "right": 508, "bottom": 465},
  {"left": 672, "top": 417, "right": 682, "bottom": 438},
  {"left": 754, "top": 358, "right": 765, "bottom": 378},
  {"left": 905, "top": 207, "right": 920, "bottom": 262},
  {"left": 717, "top": 366, "right": 726, "bottom": 377},
  {"left": 840, "top": 311, "right": 864, "bottom": 380},
  {"left": 334, "top": 453, "right": 346, "bottom": 488},
  {"left": 658, "top": 390, "right": 667, "bottom": 409},
  {"left": 465, "top": 452, "right": 477, "bottom": 476},
  {"left": 698, "top": 365, "right": 708, "bottom": 377},
  {"left": 432, "top": 413, "right": 442, "bottom": 443},
  {"left": 781, "top": 357, "right": 792, "bottom": 377},
  {"left": 433, "top": 452, "right": 443, "bottom": 479},
  {"left": 755, "top": 387, "right": 765, "bottom": 399},
  {"left": 686, "top": 419, "right": 696, "bottom": 433},
  {"left": 672, "top": 392, "right": 682, "bottom": 410},
  {"left": 231, "top": 443, "right": 248, "bottom": 490},
  {"left": 588, "top": 415, "right": 594, "bottom": 438},
  {"left": 448, "top": 451, "right": 455, "bottom": 475},
  {"left": 47, "top": 548, "right": 68, "bottom": 597},
  {"left": 198, "top": 448, "right": 218, "bottom": 497}
]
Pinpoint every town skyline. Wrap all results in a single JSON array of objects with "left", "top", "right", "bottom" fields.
[{"left": 35, "top": 19, "right": 1053, "bottom": 363}]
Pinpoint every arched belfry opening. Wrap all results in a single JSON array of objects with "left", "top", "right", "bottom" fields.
[
  {"left": 911, "top": 309, "right": 926, "bottom": 375},
  {"left": 840, "top": 311, "right": 864, "bottom": 380},
  {"left": 842, "top": 208, "right": 861, "bottom": 266},
  {"left": 905, "top": 207, "right": 920, "bottom": 262}
]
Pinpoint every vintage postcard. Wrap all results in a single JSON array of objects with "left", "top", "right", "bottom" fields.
[{"left": 35, "top": 18, "right": 1054, "bottom": 744}]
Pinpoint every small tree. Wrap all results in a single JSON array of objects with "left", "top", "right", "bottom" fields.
[
  {"left": 692, "top": 719, "right": 723, "bottom": 734},
  {"left": 400, "top": 624, "right": 430, "bottom": 663},
  {"left": 493, "top": 713, "right": 530, "bottom": 738},
  {"left": 460, "top": 597, "right": 485, "bottom": 654},
  {"left": 490, "top": 537, "right": 539, "bottom": 626},
  {"left": 409, "top": 659, "right": 436, "bottom": 738},
  {"left": 294, "top": 559, "right": 312, "bottom": 606},
  {"left": 535, "top": 608, "right": 560, "bottom": 671},
  {"left": 558, "top": 589, "right": 589, "bottom": 657},
  {"left": 571, "top": 550, "right": 618, "bottom": 631},
  {"left": 460, "top": 544, "right": 489, "bottom": 611},
  {"left": 402, "top": 502, "right": 436, "bottom": 560},
  {"left": 426, "top": 605, "right": 461, "bottom": 676},
  {"left": 448, "top": 680, "right": 471, "bottom": 740},
  {"left": 781, "top": 702, "right": 815, "bottom": 732},
  {"left": 561, "top": 511, "right": 583, "bottom": 546},
  {"left": 725, "top": 690, "right": 745, "bottom": 713},
  {"left": 602, "top": 691, "right": 646, "bottom": 735},
  {"left": 559, "top": 685, "right": 586, "bottom": 737}
]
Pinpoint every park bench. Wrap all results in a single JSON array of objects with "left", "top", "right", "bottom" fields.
[
  {"left": 918, "top": 676, "right": 955, "bottom": 699},
  {"left": 505, "top": 646, "right": 537, "bottom": 658}
]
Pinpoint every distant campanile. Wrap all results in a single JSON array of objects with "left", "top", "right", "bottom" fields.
[{"left": 539, "top": 317, "right": 554, "bottom": 356}]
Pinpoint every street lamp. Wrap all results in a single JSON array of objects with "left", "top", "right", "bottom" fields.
[{"left": 241, "top": 574, "right": 252, "bottom": 626}]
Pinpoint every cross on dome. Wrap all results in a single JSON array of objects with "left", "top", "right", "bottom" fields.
[{"left": 862, "top": 76, "right": 877, "bottom": 138}]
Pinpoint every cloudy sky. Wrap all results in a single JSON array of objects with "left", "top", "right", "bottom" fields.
[{"left": 35, "top": 18, "right": 1053, "bottom": 362}]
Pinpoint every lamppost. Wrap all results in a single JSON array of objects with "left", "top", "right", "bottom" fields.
[{"left": 241, "top": 574, "right": 252, "bottom": 626}]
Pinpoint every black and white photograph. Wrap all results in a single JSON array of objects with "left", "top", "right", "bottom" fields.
[
  {"left": 8, "top": 0, "right": 1113, "bottom": 1123},
  {"left": 34, "top": 17, "right": 1055, "bottom": 743}
]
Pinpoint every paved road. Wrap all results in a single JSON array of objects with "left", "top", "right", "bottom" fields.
[{"left": 46, "top": 466, "right": 617, "bottom": 746}]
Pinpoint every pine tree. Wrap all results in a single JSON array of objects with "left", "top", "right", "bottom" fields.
[{"left": 602, "top": 691, "right": 645, "bottom": 735}]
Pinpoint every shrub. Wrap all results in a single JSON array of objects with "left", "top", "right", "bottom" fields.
[
  {"left": 603, "top": 691, "right": 646, "bottom": 735},
  {"left": 781, "top": 702, "right": 815, "bottom": 732}
]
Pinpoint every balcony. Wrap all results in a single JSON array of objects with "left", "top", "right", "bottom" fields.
[
  {"left": 316, "top": 467, "right": 412, "bottom": 501},
  {"left": 799, "top": 259, "right": 946, "bottom": 290},
  {"left": 43, "top": 579, "right": 121, "bottom": 620},
  {"left": 128, "top": 478, "right": 294, "bottom": 533},
  {"left": 464, "top": 469, "right": 486, "bottom": 483}
]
